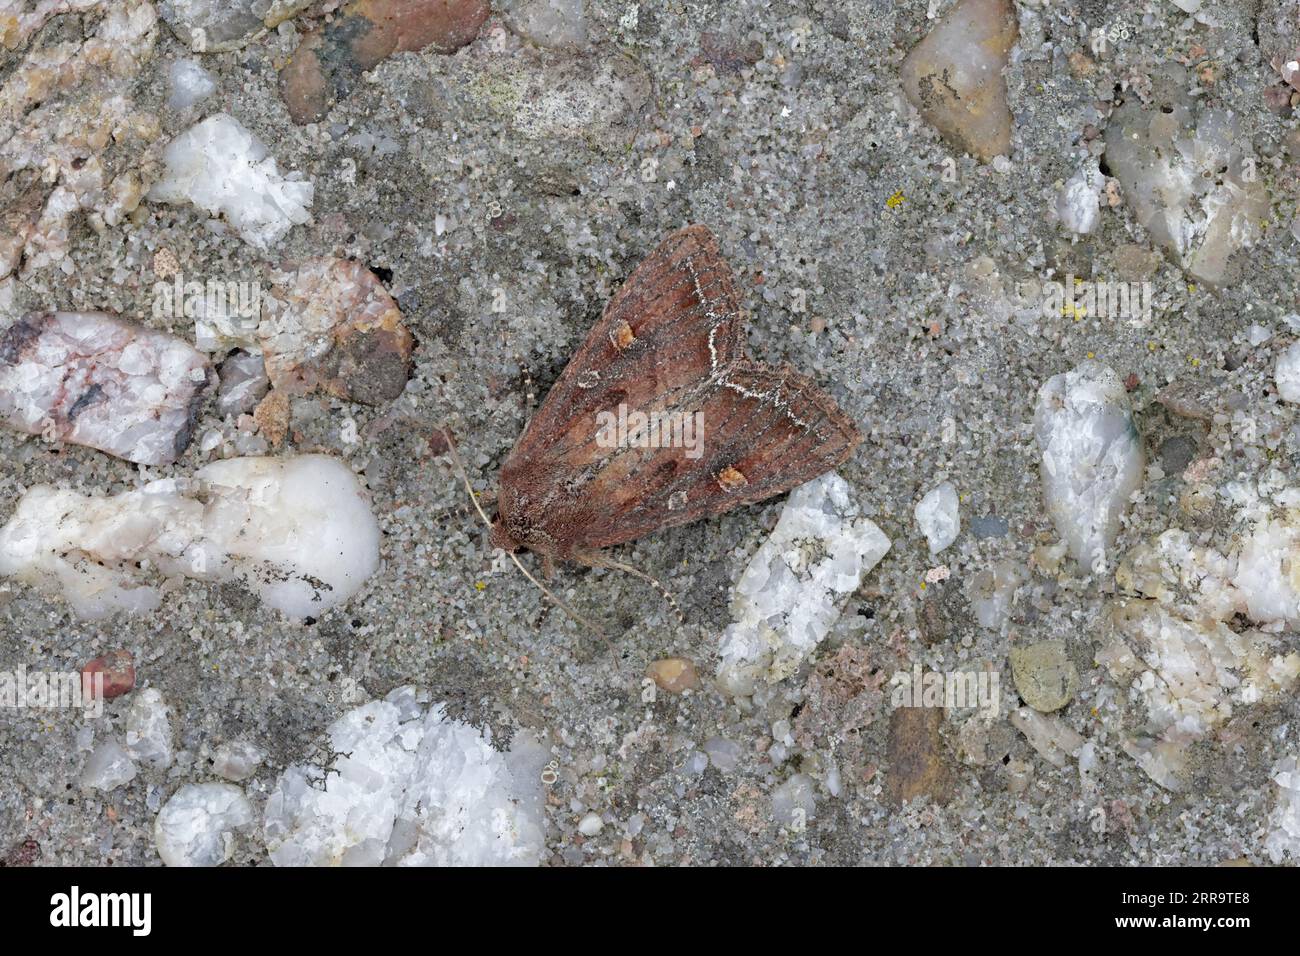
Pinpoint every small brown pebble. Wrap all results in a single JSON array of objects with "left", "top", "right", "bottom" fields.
[
  {"left": 885, "top": 706, "right": 953, "bottom": 806},
  {"left": 81, "top": 650, "right": 135, "bottom": 700},
  {"left": 1124, "top": 372, "right": 1139, "bottom": 392},
  {"left": 281, "top": 0, "right": 490, "bottom": 124},
  {"left": 253, "top": 390, "right": 292, "bottom": 446},
  {"left": 647, "top": 658, "right": 699, "bottom": 694}
]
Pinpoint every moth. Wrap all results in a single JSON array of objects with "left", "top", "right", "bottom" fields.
[{"left": 487, "top": 225, "right": 862, "bottom": 584}]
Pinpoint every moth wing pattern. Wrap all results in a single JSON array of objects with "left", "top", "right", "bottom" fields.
[
  {"left": 504, "top": 224, "right": 746, "bottom": 472},
  {"left": 568, "top": 360, "right": 862, "bottom": 551}
]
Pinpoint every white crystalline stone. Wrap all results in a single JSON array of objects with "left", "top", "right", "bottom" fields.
[
  {"left": 126, "top": 689, "right": 174, "bottom": 770},
  {"left": 1276, "top": 341, "right": 1300, "bottom": 404},
  {"left": 264, "top": 687, "right": 546, "bottom": 867},
  {"left": 1009, "top": 707, "right": 1085, "bottom": 768},
  {"left": 1103, "top": 598, "right": 1299, "bottom": 789},
  {"left": 155, "top": 783, "right": 254, "bottom": 867},
  {"left": 1056, "top": 159, "right": 1103, "bottom": 235},
  {"left": 1265, "top": 757, "right": 1300, "bottom": 864},
  {"left": 1233, "top": 515, "right": 1300, "bottom": 624},
  {"left": 1034, "top": 361, "right": 1145, "bottom": 574},
  {"left": 1106, "top": 485, "right": 1300, "bottom": 789},
  {"left": 577, "top": 813, "right": 603, "bottom": 836},
  {"left": 80, "top": 738, "right": 138, "bottom": 791},
  {"left": 211, "top": 740, "right": 264, "bottom": 781},
  {"left": 148, "top": 114, "right": 313, "bottom": 249},
  {"left": 166, "top": 59, "right": 216, "bottom": 110},
  {"left": 0, "top": 312, "right": 213, "bottom": 466},
  {"left": 915, "top": 481, "right": 960, "bottom": 554},
  {"left": 0, "top": 455, "right": 380, "bottom": 620},
  {"left": 716, "top": 474, "right": 892, "bottom": 696}
]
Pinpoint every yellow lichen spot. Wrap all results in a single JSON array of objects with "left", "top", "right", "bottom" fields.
[
  {"left": 1187, "top": 284, "right": 1197, "bottom": 294},
  {"left": 1086, "top": 351, "right": 1095, "bottom": 360},
  {"left": 1189, "top": 356, "right": 1200, "bottom": 367},
  {"left": 717, "top": 465, "right": 748, "bottom": 492},
  {"left": 1147, "top": 341, "right": 1157, "bottom": 351},
  {"left": 886, "top": 190, "right": 906, "bottom": 209},
  {"left": 474, "top": 581, "right": 487, "bottom": 592}
]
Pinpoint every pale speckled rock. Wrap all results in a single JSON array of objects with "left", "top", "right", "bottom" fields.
[
  {"left": 261, "top": 258, "right": 414, "bottom": 405},
  {"left": 0, "top": 311, "right": 213, "bottom": 466},
  {"left": 0, "top": 0, "right": 160, "bottom": 279},
  {"left": 900, "top": 0, "right": 1018, "bottom": 161}
]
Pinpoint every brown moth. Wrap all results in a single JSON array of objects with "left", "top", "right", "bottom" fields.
[{"left": 490, "top": 225, "right": 862, "bottom": 576}]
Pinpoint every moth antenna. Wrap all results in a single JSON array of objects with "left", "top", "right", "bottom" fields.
[
  {"left": 438, "top": 428, "right": 609, "bottom": 642},
  {"left": 588, "top": 555, "right": 685, "bottom": 626}
]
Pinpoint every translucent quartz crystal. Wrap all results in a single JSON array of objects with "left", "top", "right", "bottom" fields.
[
  {"left": 1034, "top": 361, "right": 1144, "bottom": 575},
  {"left": 717, "top": 474, "right": 891, "bottom": 696}
]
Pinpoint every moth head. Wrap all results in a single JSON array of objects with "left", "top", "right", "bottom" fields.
[{"left": 489, "top": 514, "right": 520, "bottom": 553}]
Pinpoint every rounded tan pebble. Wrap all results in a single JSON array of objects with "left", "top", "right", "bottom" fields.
[
  {"left": 1010, "top": 640, "right": 1078, "bottom": 712},
  {"left": 647, "top": 658, "right": 699, "bottom": 694}
]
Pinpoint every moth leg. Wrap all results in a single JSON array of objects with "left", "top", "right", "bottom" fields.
[{"left": 576, "top": 550, "right": 684, "bottom": 625}]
